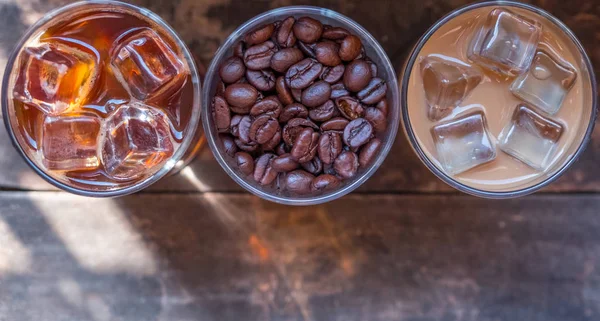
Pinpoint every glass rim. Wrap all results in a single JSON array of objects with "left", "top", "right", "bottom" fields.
[
  {"left": 400, "top": 0, "right": 598, "bottom": 199},
  {"left": 1, "top": 0, "right": 202, "bottom": 198},
  {"left": 202, "top": 5, "right": 400, "bottom": 205}
]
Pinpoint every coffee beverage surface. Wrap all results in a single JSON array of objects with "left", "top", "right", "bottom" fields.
[
  {"left": 6, "top": 5, "right": 195, "bottom": 191},
  {"left": 406, "top": 6, "right": 594, "bottom": 192}
]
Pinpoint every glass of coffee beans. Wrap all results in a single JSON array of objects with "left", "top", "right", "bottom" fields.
[{"left": 202, "top": 6, "right": 400, "bottom": 205}]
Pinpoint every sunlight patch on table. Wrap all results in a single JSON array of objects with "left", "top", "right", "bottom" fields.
[
  {"left": 0, "top": 216, "right": 32, "bottom": 274},
  {"left": 180, "top": 166, "right": 210, "bottom": 192},
  {"left": 56, "top": 277, "right": 84, "bottom": 308},
  {"left": 32, "top": 194, "right": 157, "bottom": 275}
]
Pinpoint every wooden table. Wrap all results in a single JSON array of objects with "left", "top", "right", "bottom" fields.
[{"left": 0, "top": 1, "right": 599, "bottom": 320}]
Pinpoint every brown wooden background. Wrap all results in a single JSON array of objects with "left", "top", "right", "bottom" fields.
[{"left": 0, "top": 1, "right": 599, "bottom": 320}]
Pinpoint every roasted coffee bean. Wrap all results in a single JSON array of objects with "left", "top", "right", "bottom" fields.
[
  {"left": 330, "top": 82, "right": 350, "bottom": 99},
  {"left": 224, "top": 84, "right": 258, "bottom": 113},
  {"left": 323, "top": 163, "right": 336, "bottom": 175},
  {"left": 366, "top": 59, "right": 378, "bottom": 77},
  {"left": 216, "top": 81, "right": 226, "bottom": 96},
  {"left": 355, "top": 46, "right": 366, "bottom": 60},
  {"left": 272, "top": 153, "right": 299, "bottom": 172},
  {"left": 290, "top": 128, "right": 319, "bottom": 163},
  {"left": 376, "top": 98, "right": 389, "bottom": 116},
  {"left": 276, "top": 76, "right": 294, "bottom": 106},
  {"left": 322, "top": 27, "right": 350, "bottom": 40},
  {"left": 285, "top": 170, "right": 315, "bottom": 195},
  {"left": 233, "top": 41, "right": 245, "bottom": 58},
  {"left": 334, "top": 151, "right": 359, "bottom": 179},
  {"left": 343, "top": 118, "right": 373, "bottom": 148},
  {"left": 301, "top": 157, "right": 323, "bottom": 175},
  {"left": 220, "top": 134, "right": 238, "bottom": 157},
  {"left": 275, "top": 17, "right": 296, "bottom": 48},
  {"left": 285, "top": 58, "right": 323, "bottom": 89},
  {"left": 279, "top": 103, "right": 308, "bottom": 123},
  {"left": 318, "top": 131, "right": 343, "bottom": 164},
  {"left": 249, "top": 115, "right": 280, "bottom": 144},
  {"left": 292, "top": 88, "right": 302, "bottom": 102},
  {"left": 344, "top": 60, "right": 372, "bottom": 92},
  {"left": 304, "top": 132, "right": 319, "bottom": 163},
  {"left": 244, "top": 41, "right": 277, "bottom": 70},
  {"left": 320, "top": 117, "right": 349, "bottom": 132},
  {"left": 261, "top": 130, "right": 282, "bottom": 151},
  {"left": 290, "top": 128, "right": 313, "bottom": 160},
  {"left": 321, "top": 64, "right": 345, "bottom": 83},
  {"left": 235, "top": 138, "right": 258, "bottom": 152},
  {"left": 235, "top": 152, "right": 255, "bottom": 176},
  {"left": 335, "top": 96, "right": 365, "bottom": 120},
  {"left": 301, "top": 81, "right": 331, "bottom": 108},
  {"left": 269, "top": 21, "right": 281, "bottom": 45},
  {"left": 245, "top": 23, "right": 275, "bottom": 46},
  {"left": 339, "top": 35, "right": 362, "bottom": 61},
  {"left": 311, "top": 174, "right": 340, "bottom": 192},
  {"left": 293, "top": 17, "right": 323, "bottom": 43},
  {"left": 274, "top": 172, "right": 286, "bottom": 190},
  {"left": 230, "top": 114, "right": 243, "bottom": 137},
  {"left": 359, "top": 138, "right": 382, "bottom": 168},
  {"left": 250, "top": 96, "right": 282, "bottom": 118},
  {"left": 214, "top": 15, "right": 390, "bottom": 194},
  {"left": 276, "top": 142, "right": 288, "bottom": 155},
  {"left": 237, "top": 115, "right": 253, "bottom": 143},
  {"left": 270, "top": 48, "right": 304, "bottom": 73},
  {"left": 364, "top": 107, "right": 387, "bottom": 133},
  {"left": 283, "top": 117, "right": 319, "bottom": 145},
  {"left": 331, "top": 105, "right": 342, "bottom": 118},
  {"left": 309, "top": 100, "right": 335, "bottom": 122},
  {"left": 246, "top": 69, "right": 276, "bottom": 91},
  {"left": 212, "top": 96, "right": 230, "bottom": 133},
  {"left": 297, "top": 41, "right": 316, "bottom": 58},
  {"left": 254, "top": 153, "right": 278, "bottom": 185},
  {"left": 314, "top": 41, "right": 341, "bottom": 66},
  {"left": 219, "top": 56, "right": 246, "bottom": 84},
  {"left": 357, "top": 78, "right": 387, "bottom": 104}
]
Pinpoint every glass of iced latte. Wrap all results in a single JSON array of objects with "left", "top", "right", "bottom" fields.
[{"left": 401, "top": 1, "right": 597, "bottom": 198}]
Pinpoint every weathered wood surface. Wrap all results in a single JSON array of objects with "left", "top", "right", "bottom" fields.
[
  {"left": 1, "top": 193, "right": 600, "bottom": 321},
  {"left": 0, "top": 0, "right": 598, "bottom": 193},
  {"left": 1, "top": 1, "right": 600, "bottom": 321}
]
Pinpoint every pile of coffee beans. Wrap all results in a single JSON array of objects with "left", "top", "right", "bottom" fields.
[{"left": 212, "top": 16, "right": 389, "bottom": 195}]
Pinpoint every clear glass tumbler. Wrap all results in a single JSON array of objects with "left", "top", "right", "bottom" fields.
[
  {"left": 202, "top": 6, "right": 400, "bottom": 205},
  {"left": 400, "top": 0, "right": 597, "bottom": 198},
  {"left": 1, "top": 0, "right": 202, "bottom": 197}
]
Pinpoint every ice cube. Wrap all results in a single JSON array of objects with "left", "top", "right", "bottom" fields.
[
  {"left": 468, "top": 8, "right": 542, "bottom": 77},
  {"left": 510, "top": 50, "right": 577, "bottom": 115},
  {"left": 498, "top": 104, "right": 563, "bottom": 171},
  {"left": 99, "top": 102, "right": 175, "bottom": 181},
  {"left": 13, "top": 41, "right": 100, "bottom": 115},
  {"left": 431, "top": 111, "right": 496, "bottom": 175},
  {"left": 420, "top": 54, "right": 483, "bottom": 121},
  {"left": 110, "top": 28, "right": 186, "bottom": 101},
  {"left": 40, "top": 114, "right": 101, "bottom": 171}
]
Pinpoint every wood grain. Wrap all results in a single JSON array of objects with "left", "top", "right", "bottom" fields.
[
  {"left": 1, "top": 1, "right": 599, "bottom": 320},
  {"left": 1, "top": 192, "right": 600, "bottom": 321}
]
